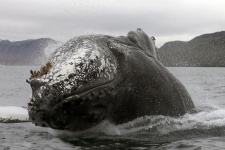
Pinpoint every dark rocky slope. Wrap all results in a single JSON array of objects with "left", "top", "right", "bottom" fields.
[{"left": 158, "top": 31, "right": 225, "bottom": 67}]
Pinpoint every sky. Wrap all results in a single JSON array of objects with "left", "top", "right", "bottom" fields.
[{"left": 0, "top": 0, "right": 225, "bottom": 47}]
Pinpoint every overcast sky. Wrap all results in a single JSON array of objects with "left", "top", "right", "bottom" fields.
[{"left": 1, "top": 0, "right": 225, "bottom": 47}]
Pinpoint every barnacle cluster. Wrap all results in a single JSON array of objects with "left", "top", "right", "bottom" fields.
[{"left": 29, "top": 62, "right": 53, "bottom": 80}]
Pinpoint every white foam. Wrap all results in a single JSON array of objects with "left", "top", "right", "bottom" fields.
[
  {"left": 0, "top": 106, "right": 29, "bottom": 120},
  {"left": 52, "top": 108, "right": 225, "bottom": 137}
]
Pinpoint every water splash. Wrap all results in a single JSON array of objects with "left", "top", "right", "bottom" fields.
[{"left": 47, "top": 105, "right": 225, "bottom": 143}]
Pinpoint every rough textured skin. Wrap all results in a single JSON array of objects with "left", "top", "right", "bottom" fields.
[{"left": 27, "top": 29, "right": 195, "bottom": 131}]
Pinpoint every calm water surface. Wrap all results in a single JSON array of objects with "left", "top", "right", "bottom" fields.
[{"left": 0, "top": 66, "right": 225, "bottom": 150}]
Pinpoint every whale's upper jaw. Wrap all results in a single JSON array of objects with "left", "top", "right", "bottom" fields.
[{"left": 27, "top": 35, "right": 118, "bottom": 130}]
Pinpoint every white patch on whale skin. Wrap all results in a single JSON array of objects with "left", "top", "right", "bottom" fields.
[
  {"left": 99, "top": 59, "right": 105, "bottom": 72},
  {"left": 42, "top": 47, "right": 88, "bottom": 84},
  {"left": 36, "top": 37, "right": 117, "bottom": 96},
  {"left": 54, "top": 47, "right": 86, "bottom": 80}
]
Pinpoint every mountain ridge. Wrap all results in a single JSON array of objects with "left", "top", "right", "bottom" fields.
[
  {"left": 158, "top": 31, "right": 225, "bottom": 67},
  {"left": 1, "top": 31, "right": 225, "bottom": 67},
  {"left": 0, "top": 38, "right": 62, "bottom": 66}
]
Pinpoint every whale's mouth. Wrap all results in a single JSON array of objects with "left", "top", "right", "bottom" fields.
[
  {"left": 27, "top": 36, "right": 118, "bottom": 130},
  {"left": 28, "top": 80, "right": 116, "bottom": 130}
]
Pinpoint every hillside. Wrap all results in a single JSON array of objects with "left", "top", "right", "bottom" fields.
[
  {"left": 158, "top": 31, "right": 225, "bottom": 67},
  {"left": 0, "top": 38, "right": 61, "bottom": 66}
]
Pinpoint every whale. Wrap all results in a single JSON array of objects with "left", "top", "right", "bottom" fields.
[{"left": 26, "top": 29, "right": 195, "bottom": 131}]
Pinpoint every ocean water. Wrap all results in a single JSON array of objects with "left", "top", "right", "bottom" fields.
[{"left": 1, "top": 66, "right": 225, "bottom": 150}]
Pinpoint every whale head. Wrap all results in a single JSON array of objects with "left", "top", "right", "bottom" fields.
[
  {"left": 27, "top": 29, "right": 194, "bottom": 131},
  {"left": 27, "top": 35, "right": 119, "bottom": 130}
]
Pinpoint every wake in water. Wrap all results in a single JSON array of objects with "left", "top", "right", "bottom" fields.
[
  {"left": 1, "top": 105, "right": 225, "bottom": 138},
  {"left": 1, "top": 104, "right": 225, "bottom": 149},
  {"left": 34, "top": 104, "right": 222, "bottom": 149},
  {"left": 47, "top": 105, "right": 225, "bottom": 142}
]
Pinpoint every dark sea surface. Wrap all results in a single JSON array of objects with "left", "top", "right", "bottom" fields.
[{"left": 0, "top": 66, "right": 225, "bottom": 150}]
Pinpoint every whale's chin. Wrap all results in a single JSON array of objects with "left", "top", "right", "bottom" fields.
[{"left": 28, "top": 80, "right": 116, "bottom": 130}]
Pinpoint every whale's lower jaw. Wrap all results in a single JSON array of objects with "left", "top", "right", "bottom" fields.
[{"left": 28, "top": 81, "right": 116, "bottom": 131}]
